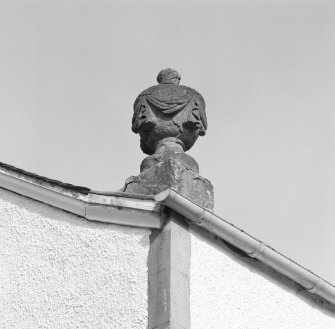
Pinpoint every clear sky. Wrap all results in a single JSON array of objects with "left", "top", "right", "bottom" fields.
[{"left": 0, "top": 0, "right": 334, "bottom": 282}]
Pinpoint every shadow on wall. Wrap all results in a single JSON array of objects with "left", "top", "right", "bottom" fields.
[{"left": 191, "top": 225, "right": 335, "bottom": 319}]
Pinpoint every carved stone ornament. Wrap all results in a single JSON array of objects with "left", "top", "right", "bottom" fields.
[
  {"left": 131, "top": 68, "right": 207, "bottom": 155},
  {"left": 122, "top": 68, "right": 214, "bottom": 209}
]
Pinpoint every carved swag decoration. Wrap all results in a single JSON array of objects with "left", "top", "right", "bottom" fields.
[{"left": 132, "top": 68, "right": 207, "bottom": 155}]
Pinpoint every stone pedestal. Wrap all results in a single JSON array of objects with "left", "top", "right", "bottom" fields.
[{"left": 122, "top": 141, "right": 214, "bottom": 209}]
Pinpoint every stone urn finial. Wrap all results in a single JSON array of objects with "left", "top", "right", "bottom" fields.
[
  {"left": 123, "top": 69, "right": 213, "bottom": 209},
  {"left": 131, "top": 68, "right": 207, "bottom": 155}
]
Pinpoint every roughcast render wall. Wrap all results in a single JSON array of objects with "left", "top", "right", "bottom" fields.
[
  {"left": 190, "top": 227, "right": 335, "bottom": 329},
  {"left": 0, "top": 188, "right": 150, "bottom": 329}
]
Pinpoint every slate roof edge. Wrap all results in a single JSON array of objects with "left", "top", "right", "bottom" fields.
[
  {"left": 155, "top": 188, "right": 335, "bottom": 306},
  {"left": 0, "top": 162, "right": 162, "bottom": 229}
]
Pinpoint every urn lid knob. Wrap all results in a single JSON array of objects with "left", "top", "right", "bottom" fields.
[{"left": 156, "top": 68, "right": 181, "bottom": 85}]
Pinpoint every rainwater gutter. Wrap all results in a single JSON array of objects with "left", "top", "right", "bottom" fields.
[
  {"left": 155, "top": 188, "right": 335, "bottom": 305},
  {"left": 0, "top": 170, "right": 162, "bottom": 229}
]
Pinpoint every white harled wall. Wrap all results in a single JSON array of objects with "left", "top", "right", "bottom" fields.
[
  {"left": 0, "top": 187, "right": 150, "bottom": 329},
  {"left": 190, "top": 227, "right": 335, "bottom": 329}
]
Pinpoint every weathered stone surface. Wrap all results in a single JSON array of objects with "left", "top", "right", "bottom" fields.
[
  {"left": 122, "top": 146, "right": 214, "bottom": 209},
  {"left": 124, "top": 68, "right": 214, "bottom": 209},
  {"left": 132, "top": 68, "right": 207, "bottom": 155}
]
